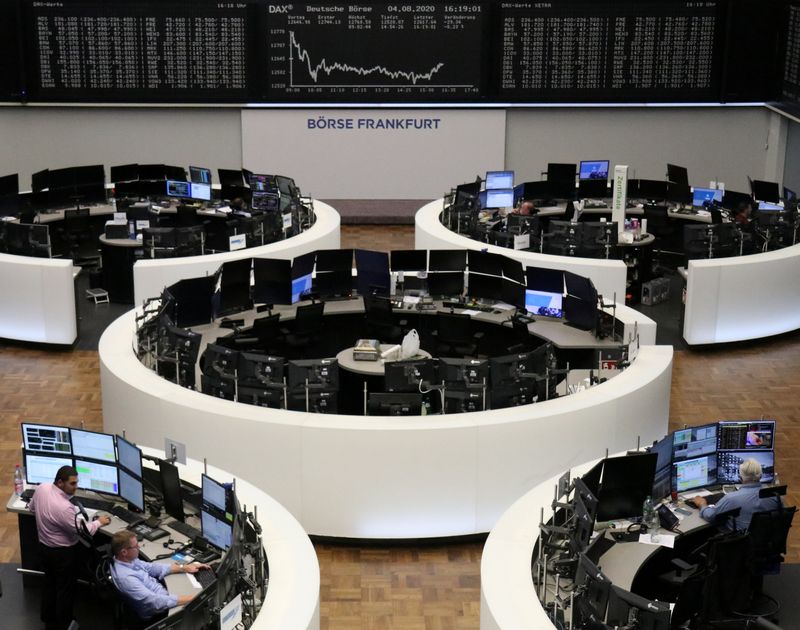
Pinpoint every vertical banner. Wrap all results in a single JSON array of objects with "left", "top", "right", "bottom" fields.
[{"left": 611, "top": 164, "right": 629, "bottom": 232}]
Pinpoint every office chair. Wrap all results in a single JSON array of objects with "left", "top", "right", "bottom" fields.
[
  {"left": 284, "top": 302, "right": 325, "bottom": 357},
  {"left": 745, "top": 505, "right": 796, "bottom": 616},
  {"left": 644, "top": 204, "right": 678, "bottom": 270},
  {"left": 434, "top": 311, "right": 479, "bottom": 357},
  {"left": 363, "top": 294, "right": 404, "bottom": 343},
  {"left": 176, "top": 204, "right": 198, "bottom": 226},
  {"left": 249, "top": 313, "right": 285, "bottom": 354}
]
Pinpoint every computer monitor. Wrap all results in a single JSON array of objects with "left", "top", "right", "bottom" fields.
[
  {"left": 253, "top": 258, "right": 292, "bottom": 305},
  {"left": 757, "top": 201, "right": 784, "bottom": 211},
  {"left": 501, "top": 278, "right": 526, "bottom": 309},
  {"left": 672, "top": 422, "right": 718, "bottom": 462},
  {"left": 116, "top": 435, "right": 143, "bottom": 478},
  {"left": 138, "top": 164, "right": 166, "bottom": 181},
  {"left": 75, "top": 458, "right": 119, "bottom": 496},
  {"left": 578, "top": 178, "right": 609, "bottom": 198},
  {"left": 367, "top": 392, "right": 423, "bottom": 416},
  {"left": 526, "top": 266, "right": 564, "bottom": 294},
  {"left": 485, "top": 170, "right": 514, "bottom": 190},
  {"left": 355, "top": 249, "right": 391, "bottom": 297},
  {"left": 202, "top": 473, "right": 228, "bottom": 513},
  {"left": 666, "top": 163, "right": 689, "bottom": 186},
  {"left": 166, "top": 180, "right": 191, "bottom": 198},
  {"left": 159, "top": 459, "right": 184, "bottom": 522},
  {"left": 721, "top": 189, "right": 753, "bottom": 211},
  {"left": 634, "top": 179, "right": 670, "bottom": 200},
  {"left": 571, "top": 491, "right": 597, "bottom": 552},
  {"left": 717, "top": 450, "right": 775, "bottom": 484},
  {"left": 606, "top": 585, "right": 670, "bottom": 630},
  {"left": 429, "top": 249, "right": 467, "bottom": 272},
  {"left": 467, "top": 272, "right": 503, "bottom": 302},
  {"left": 426, "top": 272, "right": 464, "bottom": 298},
  {"left": 189, "top": 166, "right": 212, "bottom": 185},
  {"left": 21, "top": 423, "right": 72, "bottom": 455},
  {"left": 24, "top": 452, "right": 73, "bottom": 485},
  {"left": 581, "top": 460, "right": 603, "bottom": 498},
  {"left": 201, "top": 343, "right": 238, "bottom": 380},
  {"left": 525, "top": 289, "right": 563, "bottom": 319},
  {"left": 315, "top": 270, "right": 353, "bottom": 299},
  {"left": 500, "top": 257, "right": 525, "bottom": 284},
  {"left": 692, "top": 187, "right": 723, "bottom": 207},
  {"left": 489, "top": 351, "right": 537, "bottom": 387},
  {"left": 189, "top": 182, "right": 211, "bottom": 201},
  {"left": 717, "top": 419, "right": 775, "bottom": 451},
  {"left": 439, "top": 357, "right": 488, "bottom": 386},
  {"left": 391, "top": 249, "right": 427, "bottom": 272},
  {"left": 237, "top": 352, "right": 285, "bottom": 388},
  {"left": 484, "top": 188, "right": 514, "bottom": 209},
  {"left": 564, "top": 295, "right": 597, "bottom": 331},
  {"left": 579, "top": 160, "right": 609, "bottom": 180},
  {"left": 752, "top": 179, "right": 780, "bottom": 203},
  {"left": 784, "top": 186, "right": 796, "bottom": 202},
  {"left": 384, "top": 358, "right": 436, "bottom": 393},
  {"left": 672, "top": 453, "right": 718, "bottom": 493},
  {"left": 316, "top": 248, "right": 353, "bottom": 273},
  {"left": 119, "top": 468, "right": 145, "bottom": 512},
  {"left": 596, "top": 453, "right": 657, "bottom": 521},
  {"left": 467, "top": 250, "right": 503, "bottom": 276},
  {"left": 572, "top": 553, "right": 611, "bottom": 627},
  {"left": 288, "top": 359, "right": 339, "bottom": 390},
  {"left": 564, "top": 271, "right": 596, "bottom": 302},
  {"left": 70, "top": 428, "right": 116, "bottom": 463},
  {"left": 489, "top": 380, "right": 536, "bottom": 409},
  {"left": 0, "top": 173, "right": 18, "bottom": 196},
  {"left": 201, "top": 509, "right": 233, "bottom": 550},
  {"left": 291, "top": 252, "right": 316, "bottom": 303}
]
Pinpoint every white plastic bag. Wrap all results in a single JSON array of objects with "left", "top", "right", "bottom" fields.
[{"left": 401, "top": 329, "right": 420, "bottom": 359}]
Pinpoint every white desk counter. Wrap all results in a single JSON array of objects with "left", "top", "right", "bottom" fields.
[
  {"left": 132, "top": 200, "right": 340, "bottom": 305},
  {"left": 683, "top": 241, "right": 800, "bottom": 344},
  {"left": 415, "top": 199, "right": 628, "bottom": 301},
  {"left": 100, "top": 308, "right": 671, "bottom": 540}
]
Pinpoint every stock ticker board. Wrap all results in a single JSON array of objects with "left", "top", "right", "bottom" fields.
[{"left": 2, "top": 0, "right": 788, "bottom": 104}]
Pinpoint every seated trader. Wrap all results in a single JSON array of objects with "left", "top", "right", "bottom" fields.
[
  {"left": 694, "top": 459, "right": 781, "bottom": 531},
  {"left": 29, "top": 465, "right": 112, "bottom": 630},
  {"left": 513, "top": 200, "right": 535, "bottom": 216},
  {"left": 110, "top": 530, "right": 210, "bottom": 623}
]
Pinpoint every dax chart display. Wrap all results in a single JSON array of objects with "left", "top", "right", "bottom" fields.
[{"left": 264, "top": 3, "right": 487, "bottom": 101}]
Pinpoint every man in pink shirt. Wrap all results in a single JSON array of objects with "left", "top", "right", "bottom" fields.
[{"left": 29, "top": 465, "right": 111, "bottom": 630}]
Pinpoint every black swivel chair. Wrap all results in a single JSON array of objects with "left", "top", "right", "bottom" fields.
[
  {"left": 363, "top": 295, "right": 404, "bottom": 343},
  {"left": 176, "top": 204, "right": 198, "bottom": 227},
  {"left": 284, "top": 302, "right": 325, "bottom": 357},
  {"left": 250, "top": 313, "right": 285, "bottom": 354},
  {"left": 745, "top": 505, "right": 797, "bottom": 616},
  {"left": 434, "top": 311, "right": 479, "bottom": 357},
  {"left": 644, "top": 204, "right": 678, "bottom": 270}
]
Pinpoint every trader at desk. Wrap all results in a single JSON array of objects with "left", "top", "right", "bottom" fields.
[
  {"left": 29, "top": 465, "right": 111, "bottom": 630},
  {"left": 693, "top": 459, "right": 781, "bottom": 531},
  {"left": 110, "top": 529, "right": 210, "bottom": 624}
]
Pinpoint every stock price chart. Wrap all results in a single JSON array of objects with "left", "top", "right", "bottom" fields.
[{"left": 265, "top": 3, "right": 485, "bottom": 101}]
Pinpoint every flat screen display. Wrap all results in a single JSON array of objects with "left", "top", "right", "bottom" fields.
[
  {"left": 116, "top": 435, "right": 142, "bottom": 478},
  {"left": 119, "top": 468, "right": 145, "bottom": 511},
  {"left": 74, "top": 458, "right": 119, "bottom": 496},
  {"left": 672, "top": 423, "right": 717, "bottom": 462},
  {"left": 579, "top": 160, "right": 609, "bottom": 180},
  {"left": 485, "top": 170, "right": 514, "bottom": 190},
  {"left": 672, "top": 454, "right": 717, "bottom": 493},
  {"left": 484, "top": 188, "right": 514, "bottom": 209},
  {"left": 717, "top": 450, "right": 775, "bottom": 484},
  {"left": 70, "top": 429, "right": 116, "bottom": 463},
  {"left": 525, "top": 289, "right": 563, "bottom": 318},
  {"left": 202, "top": 474, "right": 227, "bottom": 513},
  {"left": 22, "top": 423, "right": 72, "bottom": 455},
  {"left": 717, "top": 420, "right": 775, "bottom": 451},
  {"left": 291, "top": 273, "right": 313, "bottom": 304},
  {"left": 166, "top": 180, "right": 191, "bottom": 198},
  {"left": 201, "top": 509, "right": 233, "bottom": 551},
  {"left": 24, "top": 452, "right": 73, "bottom": 485},
  {"left": 692, "top": 187, "right": 723, "bottom": 207},
  {"left": 189, "top": 166, "right": 212, "bottom": 185},
  {"left": 190, "top": 182, "right": 212, "bottom": 201}
]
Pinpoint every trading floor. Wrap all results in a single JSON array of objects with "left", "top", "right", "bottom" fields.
[{"left": 1, "top": 225, "right": 799, "bottom": 630}]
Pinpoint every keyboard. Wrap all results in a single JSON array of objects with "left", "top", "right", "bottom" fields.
[
  {"left": 111, "top": 505, "right": 145, "bottom": 525},
  {"left": 166, "top": 519, "right": 201, "bottom": 540},
  {"left": 705, "top": 492, "right": 725, "bottom": 505},
  {"left": 75, "top": 496, "right": 113, "bottom": 511},
  {"left": 442, "top": 301, "right": 495, "bottom": 313},
  {"left": 194, "top": 567, "right": 216, "bottom": 589}
]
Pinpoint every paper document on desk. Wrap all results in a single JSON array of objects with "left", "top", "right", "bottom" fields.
[
  {"left": 638, "top": 533, "right": 676, "bottom": 548},
  {"left": 403, "top": 295, "right": 421, "bottom": 304}
]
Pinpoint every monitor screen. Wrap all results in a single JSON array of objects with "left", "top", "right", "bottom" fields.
[
  {"left": 564, "top": 271, "right": 596, "bottom": 302},
  {"left": 573, "top": 553, "right": 611, "bottom": 626},
  {"left": 468, "top": 272, "right": 502, "bottom": 302},
  {"left": 526, "top": 266, "right": 564, "bottom": 294},
  {"left": 390, "top": 249, "right": 427, "bottom": 272},
  {"left": 201, "top": 509, "right": 233, "bottom": 551},
  {"left": 634, "top": 179, "right": 669, "bottom": 200},
  {"left": 672, "top": 453, "right": 718, "bottom": 493},
  {"left": 717, "top": 450, "right": 775, "bottom": 484},
  {"left": 692, "top": 187, "right": 723, "bottom": 207},
  {"left": 784, "top": 187, "right": 796, "bottom": 202},
  {"left": 316, "top": 249, "right": 353, "bottom": 273},
  {"left": 190, "top": 182, "right": 212, "bottom": 201},
  {"left": 468, "top": 250, "right": 503, "bottom": 276},
  {"left": 24, "top": 452, "right": 73, "bottom": 485},
  {"left": 649, "top": 435, "right": 673, "bottom": 472},
  {"left": 564, "top": 295, "right": 597, "bottom": 331},
  {"left": 596, "top": 453, "right": 657, "bottom": 521},
  {"left": 672, "top": 422, "right": 718, "bottom": 462},
  {"left": 202, "top": 473, "right": 228, "bottom": 513},
  {"left": 119, "top": 468, "right": 145, "bottom": 511},
  {"left": 717, "top": 420, "right": 775, "bottom": 451},
  {"left": 159, "top": 459, "right": 184, "bottom": 522},
  {"left": 525, "top": 289, "right": 563, "bottom": 318},
  {"left": 354, "top": 249, "right": 390, "bottom": 297},
  {"left": 579, "top": 160, "right": 609, "bottom": 180},
  {"left": 666, "top": 163, "right": 689, "bottom": 186},
  {"left": 757, "top": 201, "right": 783, "bottom": 211},
  {"left": 485, "top": 170, "right": 514, "bottom": 190},
  {"left": 253, "top": 258, "right": 292, "bottom": 305},
  {"left": 429, "top": 249, "right": 467, "bottom": 272},
  {"left": 237, "top": 352, "right": 285, "bottom": 388},
  {"left": 166, "top": 180, "right": 191, "bottom": 198},
  {"left": 368, "top": 392, "right": 423, "bottom": 416},
  {"left": 116, "top": 435, "right": 142, "bottom": 478},
  {"left": 75, "top": 458, "right": 119, "bottom": 496},
  {"left": 287, "top": 359, "right": 339, "bottom": 390},
  {"left": 70, "top": 429, "right": 116, "bottom": 463},
  {"left": 189, "top": 166, "right": 212, "bottom": 185},
  {"left": 22, "top": 423, "right": 72, "bottom": 455},
  {"left": 426, "top": 271, "right": 464, "bottom": 297},
  {"left": 752, "top": 180, "right": 780, "bottom": 203},
  {"left": 484, "top": 188, "right": 514, "bottom": 209},
  {"left": 384, "top": 358, "right": 436, "bottom": 393},
  {"left": 291, "top": 274, "right": 313, "bottom": 304}
]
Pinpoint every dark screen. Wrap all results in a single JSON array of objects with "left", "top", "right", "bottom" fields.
[
  {"left": 158, "top": 459, "right": 184, "bottom": 522},
  {"left": 526, "top": 266, "right": 564, "bottom": 294},
  {"left": 354, "top": 249, "right": 390, "bottom": 297},
  {"left": 596, "top": 453, "right": 657, "bottom": 521},
  {"left": 427, "top": 272, "right": 464, "bottom": 297},
  {"left": 467, "top": 250, "right": 503, "bottom": 276},
  {"left": 391, "top": 249, "right": 427, "bottom": 272},
  {"left": 253, "top": 258, "right": 291, "bottom": 305},
  {"left": 316, "top": 248, "right": 353, "bottom": 272},
  {"left": 467, "top": 272, "right": 502, "bottom": 301},
  {"left": 429, "top": 249, "right": 467, "bottom": 272}
]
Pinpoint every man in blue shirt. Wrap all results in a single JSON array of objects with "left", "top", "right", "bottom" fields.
[
  {"left": 694, "top": 459, "right": 781, "bottom": 531},
  {"left": 110, "top": 530, "right": 210, "bottom": 622}
]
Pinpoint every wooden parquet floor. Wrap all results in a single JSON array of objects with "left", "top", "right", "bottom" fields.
[{"left": 0, "top": 225, "right": 798, "bottom": 630}]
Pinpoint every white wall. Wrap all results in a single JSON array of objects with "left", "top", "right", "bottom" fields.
[
  {"left": 0, "top": 106, "right": 242, "bottom": 187},
  {"left": 506, "top": 107, "right": 778, "bottom": 193}
]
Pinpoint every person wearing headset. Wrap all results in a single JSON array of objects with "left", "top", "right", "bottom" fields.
[{"left": 29, "top": 465, "right": 111, "bottom": 630}]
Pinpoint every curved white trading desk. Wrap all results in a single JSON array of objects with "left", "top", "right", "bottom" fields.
[
  {"left": 138, "top": 447, "right": 320, "bottom": 630},
  {"left": 132, "top": 200, "right": 340, "bottom": 306},
  {"left": 683, "top": 241, "right": 800, "bottom": 344},
  {"left": 414, "top": 200, "right": 629, "bottom": 302},
  {"left": 100, "top": 308, "right": 671, "bottom": 539},
  {"left": 0, "top": 252, "right": 77, "bottom": 344}
]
